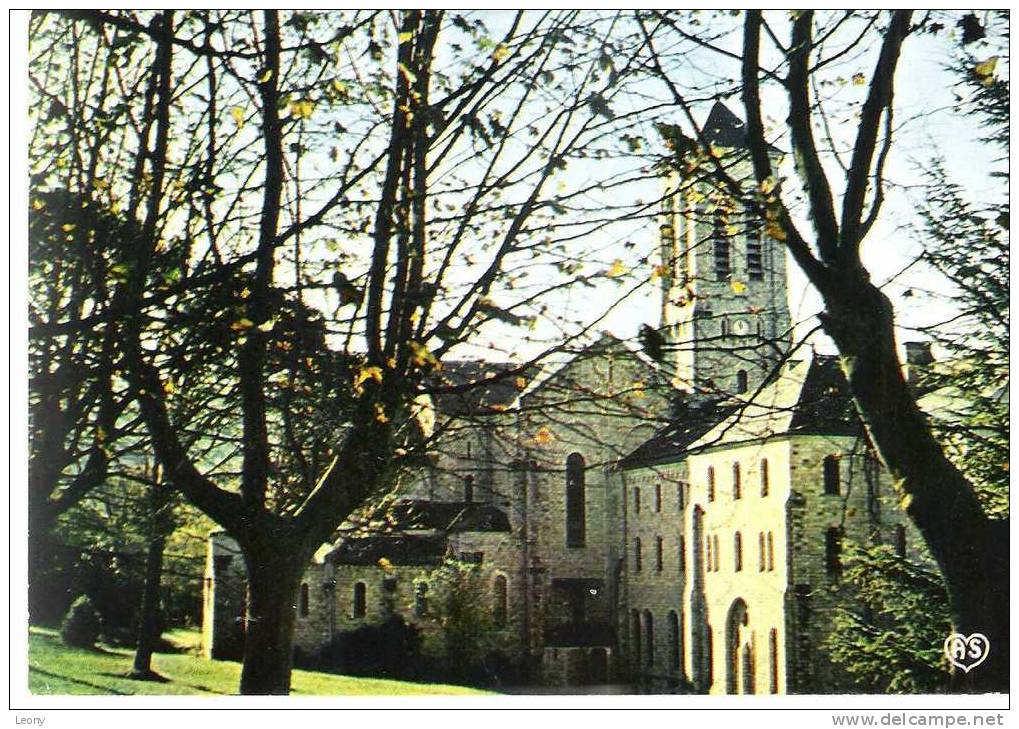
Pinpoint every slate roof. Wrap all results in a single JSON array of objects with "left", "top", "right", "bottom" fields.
[
  {"left": 617, "top": 396, "right": 735, "bottom": 470},
  {"left": 427, "top": 360, "right": 529, "bottom": 415},
  {"left": 325, "top": 533, "right": 449, "bottom": 567},
  {"left": 691, "top": 355, "right": 862, "bottom": 451},
  {"left": 703, "top": 101, "right": 749, "bottom": 149}
]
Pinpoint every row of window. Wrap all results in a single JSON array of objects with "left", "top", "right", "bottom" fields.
[
  {"left": 659, "top": 212, "right": 767, "bottom": 284},
  {"left": 707, "top": 459, "right": 770, "bottom": 502},
  {"left": 298, "top": 575, "right": 510, "bottom": 625}
]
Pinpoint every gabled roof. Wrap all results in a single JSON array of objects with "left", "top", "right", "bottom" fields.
[
  {"left": 703, "top": 101, "right": 749, "bottom": 149},
  {"left": 617, "top": 396, "right": 734, "bottom": 470},
  {"left": 691, "top": 355, "right": 861, "bottom": 451}
]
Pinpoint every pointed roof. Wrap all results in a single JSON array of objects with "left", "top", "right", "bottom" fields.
[{"left": 702, "top": 102, "right": 749, "bottom": 149}]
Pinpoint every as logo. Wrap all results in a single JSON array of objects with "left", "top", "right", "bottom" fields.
[{"left": 943, "top": 633, "right": 990, "bottom": 673}]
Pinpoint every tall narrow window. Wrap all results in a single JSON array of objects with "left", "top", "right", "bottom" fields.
[
  {"left": 734, "top": 532, "right": 743, "bottom": 572},
  {"left": 463, "top": 475, "right": 474, "bottom": 503},
  {"left": 760, "top": 459, "right": 770, "bottom": 497},
  {"left": 893, "top": 524, "right": 907, "bottom": 558},
  {"left": 736, "top": 370, "right": 748, "bottom": 394},
  {"left": 633, "top": 485, "right": 641, "bottom": 515},
  {"left": 656, "top": 536, "right": 664, "bottom": 572},
  {"left": 644, "top": 610, "right": 655, "bottom": 667},
  {"left": 566, "top": 453, "right": 586, "bottom": 547},
  {"left": 493, "top": 575, "right": 508, "bottom": 627},
  {"left": 668, "top": 611, "right": 681, "bottom": 673},
  {"left": 299, "top": 583, "right": 310, "bottom": 617},
  {"left": 655, "top": 483, "right": 663, "bottom": 513},
  {"left": 733, "top": 463, "right": 742, "bottom": 499},
  {"left": 707, "top": 466, "right": 716, "bottom": 502},
  {"left": 677, "top": 482, "right": 686, "bottom": 511},
  {"left": 353, "top": 582, "right": 367, "bottom": 618},
  {"left": 825, "top": 527, "right": 843, "bottom": 575},
  {"left": 823, "top": 455, "right": 841, "bottom": 495},
  {"left": 713, "top": 214, "right": 731, "bottom": 280},
  {"left": 767, "top": 532, "right": 775, "bottom": 571},
  {"left": 769, "top": 629, "right": 779, "bottom": 694},
  {"left": 634, "top": 537, "right": 643, "bottom": 572},
  {"left": 679, "top": 535, "right": 687, "bottom": 572},
  {"left": 631, "top": 610, "right": 642, "bottom": 667},
  {"left": 714, "top": 535, "right": 721, "bottom": 571},
  {"left": 747, "top": 228, "right": 764, "bottom": 280},
  {"left": 415, "top": 582, "right": 429, "bottom": 617},
  {"left": 706, "top": 535, "right": 713, "bottom": 574},
  {"left": 758, "top": 532, "right": 766, "bottom": 572}
]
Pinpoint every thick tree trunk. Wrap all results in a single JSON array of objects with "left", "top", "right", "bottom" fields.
[
  {"left": 238, "top": 546, "right": 305, "bottom": 695},
  {"left": 820, "top": 280, "right": 1009, "bottom": 692},
  {"left": 131, "top": 531, "right": 166, "bottom": 676}
]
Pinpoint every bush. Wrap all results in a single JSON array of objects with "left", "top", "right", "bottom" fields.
[
  {"left": 313, "top": 616, "right": 422, "bottom": 680},
  {"left": 60, "top": 595, "right": 102, "bottom": 649}
]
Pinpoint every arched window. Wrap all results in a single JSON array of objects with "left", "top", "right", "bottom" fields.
[
  {"left": 644, "top": 610, "right": 655, "bottom": 667},
  {"left": 707, "top": 466, "right": 716, "bottom": 502},
  {"left": 677, "top": 482, "right": 686, "bottom": 511},
  {"left": 825, "top": 527, "right": 843, "bottom": 575},
  {"left": 823, "top": 455, "right": 840, "bottom": 495},
  {"left": 733, "top": 462, "right": 742, "bottom": 499},
  {"left": 760, "top": 459, "right": 769, "bottom": 497},
  {"left": 299, "top": 583, "right": 310, "bottom": 617},
  {"left": 668, "top": 610, "right": 681, "bottom": 673},
  {"left": 769, "top": 629, "right": 779, "bottom": 694},
  {"left": 463, "top": 475, "right": 474, "bottom": 503},
  {"left": 767, "top": 532, "right": 775, "bottom": 572},
  {"left": 634, "top": 537, "right": 643, "bottom": 572},
  {"left": 631, "top": 610, "right": 642, "bottom": 667},
  {"left": 493, "top": 574, "right": 508, "bottom": 627},
  {"left": 758, "top": 532, "right": 766, "bottom": 572},
  {"left": 654, "top": 483, "right": 663, "bottom": 513},
  {"left": 566, "top": 453, "right": 586, "bottom": 547},
  {"left": 415, "top": 582, "right": 429, "bottom": 617},
  {"left": 633, "top": 485, "right": 641, "bottom": 515},
  {"left": 713, "top": 535, "right": 720, "bottom": 571},
  {"left": 894, "top": 524, "right": 907, "bottom": 558},
  {"left": 736, "top": 370, "right": 749, "bottom": 394},
  {"left": 734, "top": 532, "right": 743, "bottom": 572},
  {"left": 679, "top": 534, "right": 687, "bottom": 572},
  {"left": 353, "top": 582, "right": 367, "bottom": 618},
  {"left": 656, "top": 536, "right": 664, "bottom": 571}
]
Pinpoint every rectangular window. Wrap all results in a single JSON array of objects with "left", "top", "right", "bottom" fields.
[
  {"left": 655, "top": 483, "right": 663, "bottom": 513},
  {"left": 747, "top": 228, "right": 764, "bottom": 280},
  {"left": 679, "top": 535, "right": 686, "bottom": 572},
  {"left": 713, "top": 214, "right": 731, "bottom": 280},
  {"left": 656, "top": 536, "right": 664, "bottom": 571},
  {"left": 634, "top": 538, "right": 643, "bottom": 572}
]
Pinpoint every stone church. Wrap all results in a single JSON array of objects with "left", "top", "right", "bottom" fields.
[{"left": 202, "top": 104, "right": 933, "bottom": 693}]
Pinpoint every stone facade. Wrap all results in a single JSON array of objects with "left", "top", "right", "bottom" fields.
[{"left": 201, "top": 104, "right": 939, "bottom": 693}]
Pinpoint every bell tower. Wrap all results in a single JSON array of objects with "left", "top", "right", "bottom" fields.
[{"left": 657, "top": 102, "right": 792, "bottom": 397}]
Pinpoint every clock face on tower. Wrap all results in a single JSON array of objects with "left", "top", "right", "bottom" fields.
[{"left": 733, "top": 319, "right": 749, "bottom": 335}]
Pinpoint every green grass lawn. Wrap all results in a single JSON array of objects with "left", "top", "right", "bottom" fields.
[{"left": 28, "top": 627, "right": 492, "bottom": 696}]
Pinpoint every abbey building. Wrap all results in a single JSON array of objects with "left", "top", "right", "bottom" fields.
[{"left": 202, "top": 104, "right": 932, "bottom": 693}]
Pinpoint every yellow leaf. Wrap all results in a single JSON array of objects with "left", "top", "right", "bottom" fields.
[
  {"left": 163, "top": 379, "right": 176, "bottom": 395},
  {"left": 31, "top": 199, "right": 45, "bottom": 211},
  {"left": 852, "top": 73, "right": 866, "bottom": 86},
  {"left": 230, "top": 106, "right": 245, "bottom": 129},
  {"left": 731, "top": 280, "right": 747, "bottom": 294},
  {"left": 230, "top": 318, "right": 254, "bottom": 331},
  {"left": 491, "top": 43, "right": 509, "bottom": 62},
  {"left": 974, "top": 57, "right": 998, "bottom": 85},
  {"left": 374, "top": 403, "right": 389, "bottom": 423},
  {"left": 606, "top": 259, "right": 627, "bottom": 277},
  {"left": 353, "top": 365, "right": 384, "bottom": 394},
  {"left": 650, "top": 263, "right": 669, "bottom": 282},
  {"left": 377, "top": 557, "right": 394, "bottom": 572},
  {"left": 408, "top": 341, "right": 442, "bottom": 371},
  {"left": 61, "top": 223, "right": 76, "bottom": 233},
  {"left": 514, "top": 376, "right": 527, "bottom": 390},
  {"left": 533, "top": 425, "right": 554, "bottom": 445},
  {"left": 765, "top": 221, "right": 787, "bottom": 242},
  {"left": 398, "top": 31, "right": 413, "bottom": 43},
  {"left": 289, "top": 99, "right": 315, "bottom": 119},
  {"left": 257, "top": 68, "right": 273, "bottom": 84}
]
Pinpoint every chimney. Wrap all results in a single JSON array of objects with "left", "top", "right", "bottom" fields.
[{"left": 904, "top": 341, "right": 934, "bottom": 366}]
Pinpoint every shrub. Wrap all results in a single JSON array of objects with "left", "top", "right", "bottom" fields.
[
  {"left": 315, "top": 616, "right": 422, "bottom": 679},
  {"left": 60, "top": 595, "right": 102, "bottom": 649}
]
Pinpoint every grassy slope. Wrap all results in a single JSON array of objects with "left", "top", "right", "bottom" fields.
[{"left": 28, "top": 627, "right": 491, "bottom": 696}]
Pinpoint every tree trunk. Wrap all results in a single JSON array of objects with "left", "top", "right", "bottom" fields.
[
  {"left": 132, "top": 531, "right": 166, "bottom": 676},
  {"left": 238, "top": 546, "right": 305, "bottom": 695},
  {"left": 820, "top": 279, "right": 1009, "bottom": 692}
]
